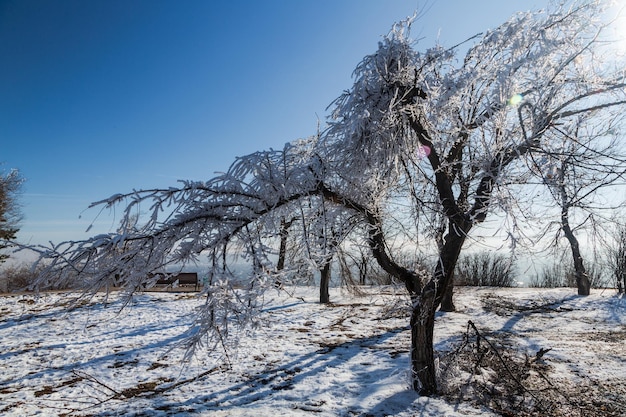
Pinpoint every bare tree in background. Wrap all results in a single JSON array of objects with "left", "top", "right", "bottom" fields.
[
  {"left": 8, "top": 1, "right": 626, "bottom": 395},
  {"left": 527, "top": 122, "right": 626, "bottom": 295},
  {"left": 299, "top": 197, "right": 359, "bottom": 303},
  {"left": 607, "top": 224, "right": 626, "bottom": 293}
]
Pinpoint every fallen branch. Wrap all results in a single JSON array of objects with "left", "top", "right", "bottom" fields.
[
  {"left": 466, "top": 320, "right": 547, "bottom": 412},
  {"left": 71, "top": 370, "right": 119, "bottom": 398},
  {"left": 71, "top": 364, "right": 227, "bottom": 406},
  {"left": 145, "top": 364, "right": 228, "bottom": 397}
]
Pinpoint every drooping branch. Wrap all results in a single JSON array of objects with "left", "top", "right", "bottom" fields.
[{"left": 317, "top": 182, "right": 423, "bottom": 294}]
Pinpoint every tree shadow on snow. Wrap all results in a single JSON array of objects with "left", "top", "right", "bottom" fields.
[{"left": 83, "top": 325, "right": 422, "bottom": 416}]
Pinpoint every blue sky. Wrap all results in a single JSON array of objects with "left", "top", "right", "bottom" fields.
[{"left": 1, "top": 0, "right": 549, "bottom": 247}]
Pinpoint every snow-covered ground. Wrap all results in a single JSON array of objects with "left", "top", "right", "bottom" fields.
[{"left": 1, "top": 286, "right": 624, "bottom": 416}]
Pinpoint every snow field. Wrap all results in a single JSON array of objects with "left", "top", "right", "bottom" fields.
[{"left": 0, "top": 286, "right": 624, "bottom": 416}]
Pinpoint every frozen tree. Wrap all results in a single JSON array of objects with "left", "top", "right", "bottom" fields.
[
  {"left": 321, "top": 0, "right": 626, "bottom": 393},
  {"left": 0, "top": 168, "right": 23, "bottom": 264},
  {"left": 9, "top": 0, "right": 626, "bottom": 396},
  {"left": 275, "top": 216, "right": 294, "bottom": 274}
]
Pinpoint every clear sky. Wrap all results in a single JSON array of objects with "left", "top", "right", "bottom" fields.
[{"left": 2, "top": 0, "right": 553, "bottom": 249}]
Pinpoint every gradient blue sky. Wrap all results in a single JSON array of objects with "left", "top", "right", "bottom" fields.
[{"left": 2, "top": 0, "right": 553, "bottom": 247}]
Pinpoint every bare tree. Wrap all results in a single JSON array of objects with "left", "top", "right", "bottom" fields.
[
  {"left": 9, "top": 1, "right": 626, "bottom": 396},
  {"left": 336, "top": 239, "right": 372, "bottom": 286},
  {"left": 526, "top": 122, "right": 626, "bottom": 295},
  {"left": 299, "top": 198, "right": 360, "bottom": 303},
  {"left": 607, "top": 223, "right": 626, "bottom": 293}
]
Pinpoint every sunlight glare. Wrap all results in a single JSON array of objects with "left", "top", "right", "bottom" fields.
[
  {"left": 417, "top": 144, "right": 431, "bottom": 159},
  {"left": 507, "top": 93, "right": 523, "bottom": 106}
]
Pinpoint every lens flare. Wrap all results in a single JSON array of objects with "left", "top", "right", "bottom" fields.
[
  {"left": 508, "top": 93, "right": 523, "bottom": 106},
  {"left": 417, "top": 145, "right": 431, "bottom": 159}
]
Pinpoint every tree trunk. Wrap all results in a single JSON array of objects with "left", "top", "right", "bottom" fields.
[
  {"left": 410, "top": 224, "right": 469, "bottom": 394},
  {"left": 359, "top": 256, "right": 367, "bottom": 285},
  {"left": 574, "top": 269, "right": 590, "bottom": 295},
  {"left": 439, "top": 272, "right": 456, "bottom": 312},
  {"left": 275, "top": 218, "right": 294, "bottom": 288},
  {"left": 567, "top": 237, "right": 591, "bottom": 295},
  {"left": 277, "top": 218, "right": 293, "bottom": 271},
  {"left": 410, "top": 294, "right": 437, "bottom": 394},
  {"left": 561, "top": 199, "right": 590, "bottom": 296},
  {"left": 319, "top": 261, "right": 331, "bottom": 304}
]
